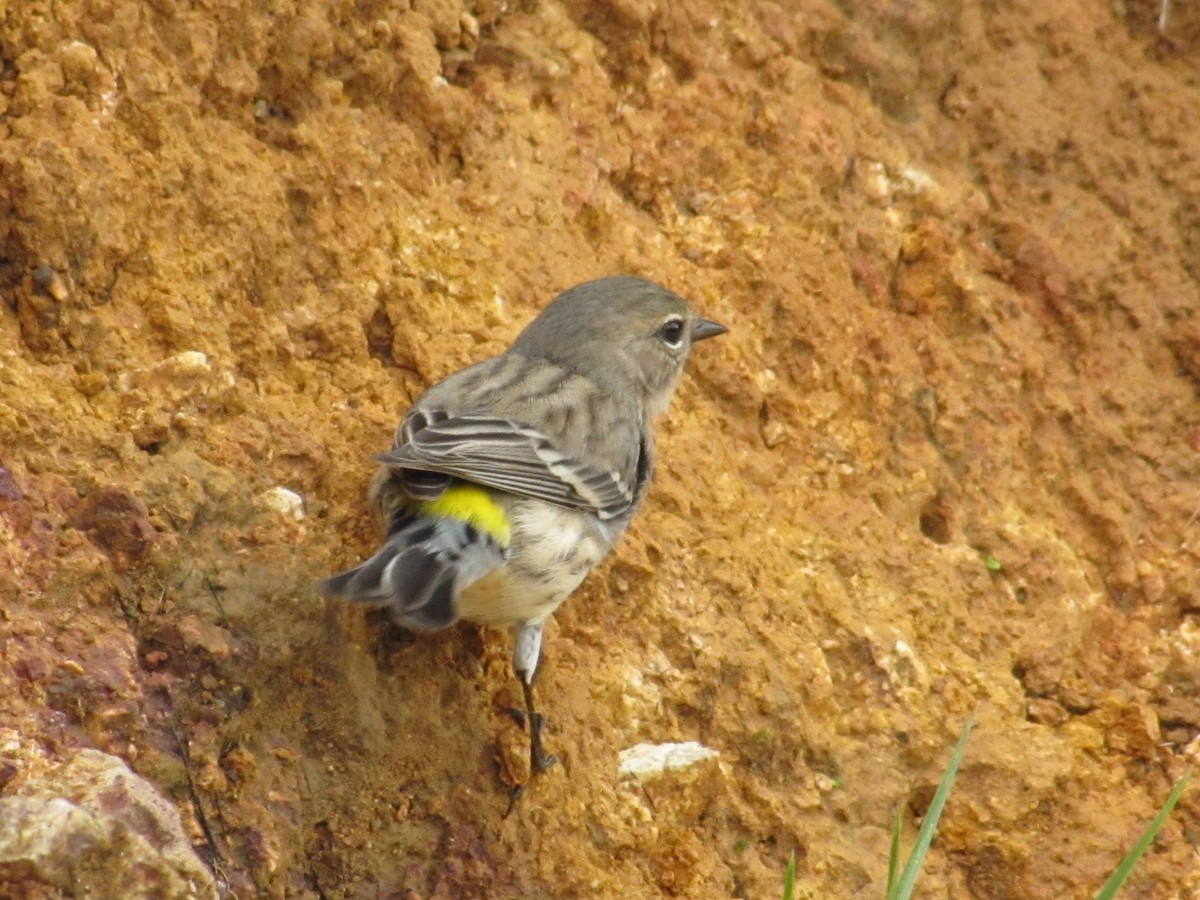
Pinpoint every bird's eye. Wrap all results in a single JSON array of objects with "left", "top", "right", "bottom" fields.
[{"left": 658, "top": 318, "right": 685, "bottom": 348}]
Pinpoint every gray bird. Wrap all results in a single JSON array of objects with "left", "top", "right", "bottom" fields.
[{"left": 324, "top": 275, "right": 726, "bottom": 806}]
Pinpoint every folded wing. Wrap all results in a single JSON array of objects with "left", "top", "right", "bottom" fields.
[{"left": 375, "top": 413, "right": 638, "bottom": 521}]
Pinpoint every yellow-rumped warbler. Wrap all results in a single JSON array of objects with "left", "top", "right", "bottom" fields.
[{"left": 324, "top": 275, "right": 725, "bottom": 803}]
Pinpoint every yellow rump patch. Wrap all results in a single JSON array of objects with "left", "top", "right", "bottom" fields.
[{"left": 419, "top": 485, "right": 512, "bottom": 547}]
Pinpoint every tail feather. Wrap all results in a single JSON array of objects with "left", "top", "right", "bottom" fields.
[{"left": 323, "top": 513, "right": 505, "bottom": 631}]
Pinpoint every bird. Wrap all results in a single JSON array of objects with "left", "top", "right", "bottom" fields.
[{"left": 323, "top": 274, "right": 726, "bottom": 807}]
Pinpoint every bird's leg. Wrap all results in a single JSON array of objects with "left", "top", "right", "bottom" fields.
[
  {"left": 504, "top": 621, "right": 557, "bottom": 816},
  {"left": 520, "top": 677, "right": 557, "bottom": 774},
  {"left": 512, "top": 620, "right": 557, "bottom": 774}
]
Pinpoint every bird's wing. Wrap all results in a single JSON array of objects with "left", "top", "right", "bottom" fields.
[{"left": 376, "top": 412, "right": 640, "bottom": 521}]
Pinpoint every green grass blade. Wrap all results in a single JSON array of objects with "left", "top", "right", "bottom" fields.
[
  {"left": 886, "top": 808, "right": 902, "bottom": 896},
  {"left": 891, "top": 715, "right": 975, "bottom": 900},
  {"left": 1094, "top": 772, "right": 1192, "bottom": 900},
  {"left": 782, "top": 850, "right": 796, "bottom": 900}
]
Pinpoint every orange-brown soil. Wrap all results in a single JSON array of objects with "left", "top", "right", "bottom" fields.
[{"left": 2, "top": 0, "right": 1200, "bottom": 896}]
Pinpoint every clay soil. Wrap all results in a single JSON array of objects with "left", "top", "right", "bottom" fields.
[{"left": 3, "top": 0, "right": 1200, "bottom": 897}]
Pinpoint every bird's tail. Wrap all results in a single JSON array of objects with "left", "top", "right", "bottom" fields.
[{"left": 322, "top": 506, "right": 507, "bottom": 631}]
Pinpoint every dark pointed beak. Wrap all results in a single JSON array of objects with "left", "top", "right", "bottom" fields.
[{"left": 692, "top": 319, "right": 727, "bottom": 342}]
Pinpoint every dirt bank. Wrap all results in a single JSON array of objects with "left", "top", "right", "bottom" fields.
[{"left": 2, "top": 0, "right": 1198, "bottom": 896}]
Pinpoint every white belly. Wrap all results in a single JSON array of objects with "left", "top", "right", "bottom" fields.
[{"left": 455, "top": 501, "right": 612, "bottom": 627}]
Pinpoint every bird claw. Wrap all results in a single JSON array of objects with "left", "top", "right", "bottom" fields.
[
  {"left": 529, "top": 712, "right": 557, "bottom": 773},
  {"left": 502, "top": 709, "right": 557, "bottom": 817}
]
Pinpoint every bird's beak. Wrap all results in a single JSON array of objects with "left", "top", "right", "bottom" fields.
[{"left": 692, "top": 319, "right": 727, "bottom": 342}]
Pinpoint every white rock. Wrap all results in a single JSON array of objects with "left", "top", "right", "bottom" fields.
[
  {"left": 170, "top": 351, "right": 210, "bottom": 372},
  {"left": 259, "top": 486, "right": 305, "bottom": 520},
  {"left": 617, "top": 741, "right": 719, "bottom": 782}
]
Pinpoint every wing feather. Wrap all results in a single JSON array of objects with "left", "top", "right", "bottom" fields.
[{"left": 375, "top": 413, "right": 637, "bottom": 520}]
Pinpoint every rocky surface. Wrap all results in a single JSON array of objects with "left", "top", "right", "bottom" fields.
[
  {"left": 0, "top": 749, "right": 216, "bottom": 898},
  {"left": 2, "top": 0, "right": 1199, "bottom": 896}
]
